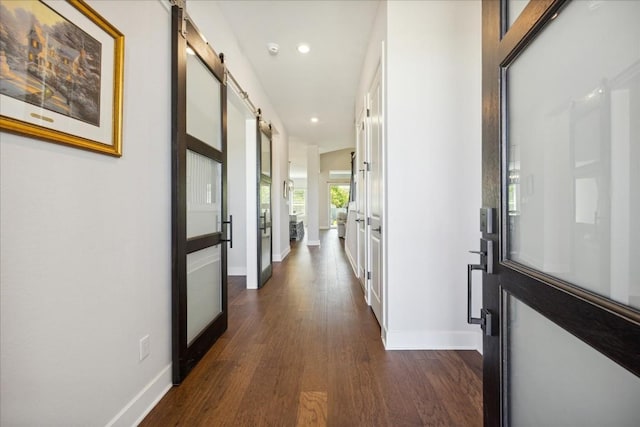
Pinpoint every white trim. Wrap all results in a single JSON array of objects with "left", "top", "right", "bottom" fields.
[
  {"left": 381, "top": 325, "right": 388, "bottom": 347},
  {"left": 307, "top": 240, "right": 321, "bottom": 246},
  {"left": 476, "top": 331, "right": 484, "bottom": 355},
  {"left": 105, "top": 363, "right": 172, "bottom": 427},
  {"left": 228, "top": 266, "right": 247, "bottom": 276},
  {"left": 384, "top": 330, "right": 481, "bottom": 351},
  {"left": 273, "top": 245, "right": 291, "bottom": 262},
  {"left": 345, "top": 242, "right": 358, "bottom": 276}
]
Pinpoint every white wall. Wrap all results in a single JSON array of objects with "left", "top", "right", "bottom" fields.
[
  {"left": 384, "top": 0, "right": 482, "bottom": 349},
  {"left": 306, "top": 145, "right": 321, "bottom": 245},
  {"left": 0, "top": 0, "right": 291, "bottom": 424},
  {"left": 354, "top": 1, "right": 482, "bottom": 350},
  {"left": 0, "top": 2, "right": 172, "bottom": 425},
  {"left": 272, "top": 130, "right": 291, "bottom": 261},
  {"left": 356, "top": 1, "right": 387, "bottom": 119},
  {"left": 227, "top": 89, "right": 251, "bottom": 275}
]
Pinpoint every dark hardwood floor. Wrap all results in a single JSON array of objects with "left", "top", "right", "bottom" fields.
[{"left": 141, "top": 230, "right": 482, "bottom": 426}]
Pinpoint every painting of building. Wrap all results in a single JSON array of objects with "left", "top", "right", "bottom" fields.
[{"left": 0, "top": 0, "right": 101, "bottom": 126}]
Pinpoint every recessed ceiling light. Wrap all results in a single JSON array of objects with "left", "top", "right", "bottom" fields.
[
  {"left": 297, "top": 44, "right": 311, "bottom": 54},
  {"left": 310, "top": 117, "right": 319, "bottom": 123},
  {"left": 186, "top": 46, "right": 195, "bottom": 55}
]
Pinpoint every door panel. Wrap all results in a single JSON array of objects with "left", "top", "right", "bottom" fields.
[
  {"left": 186, "top": 245, "right": 222, "bottom": 345},
  {"left": 506, "top": 294, "right": 640, "bottom": 426},
  {"left": 261, "top": 131, "right": 271, "bottom": 177},
  {"left": 258, "top": 124, "right": 272, "bottom": 287},
  {"left": 260, "top": 178, "right": 272, "bottom": 283},
  {"left": 356, "top": 116, "right": 367, "bottom": 297},
  {"left": 370, "top": 232, "right": 382, "bottom": 324},
  {"left": 186, "top": 151, "right": 221, "bottom": 238},
  {"left": 368, "top": 65, "right": 383, "bottom": 325},
  {"left": 480, "top": 0, "right": 640, "bottom": 424},
  {"left": 505, "top": 0, "right": 639, "bottom": 307},
  {"left": 171, "top": 7, "right": 228, "bottom": 384},
  {"left": 186, "top": 52, "right": 222, "bottom": 151}
]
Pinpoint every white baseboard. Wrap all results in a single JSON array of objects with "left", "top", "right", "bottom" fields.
[
  {"left": 381, "top": 325, "right": 388, "bottom": 347},
  {"left": 307, "top": 240, "right": 321, "bottom": 246},
  {"left": 345, "top": 244, "right": 357, "bottom": 276},
  {"left": 228, "top": 266, "right": 246, "bottom": 276},
  {"left": 384, "top": 330, "right": 481, "bottom": 351},
  {"left": 476, "top": 331, "right": 484, "bottom": 355},
  {"left": 105, "top": 363, "right": 172, "bottom": 427},
  {"left": 273, "top": 245, "right": 291, "bottom": 262}
]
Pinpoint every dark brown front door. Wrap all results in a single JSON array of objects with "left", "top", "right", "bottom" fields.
[{"left": 480, "top": 0, "right": 640, "bottom": 424}]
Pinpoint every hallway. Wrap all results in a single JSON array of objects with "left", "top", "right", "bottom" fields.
[{"left": 141, "top": 230, "right": 482, "bottom": 426}]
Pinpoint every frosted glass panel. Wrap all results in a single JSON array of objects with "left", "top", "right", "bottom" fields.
[
  {"left": 187, "top": 246, "right": 222, "bottom": 345},
  {"left": 261, "top": 132, "right": 271, "bottom": 177},
  {"left": 187, "top": 150, "right": 221, "bottom": 238},
  {"left": 507, "top": 296, "right": 640, "bottom": 426},
  {"left": 507, "top": 0, "right": 640, "bottom": 308},
  {"left": 507, "top": 0, "right": 529, "bottom": 29},
  {"left": 186, "top": 49, "right": 222, "bottom": 150},
  {"left": 260, "top": 180, "right": 271, "bottom": 274}
]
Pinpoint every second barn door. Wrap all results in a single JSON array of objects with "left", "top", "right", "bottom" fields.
[{"left": 258, "top": 122, "right": 272, "bottom": 287}]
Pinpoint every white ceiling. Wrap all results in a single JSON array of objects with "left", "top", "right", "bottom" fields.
[{"left": 217, "top": 0, "right": 380, "bottom": 174}]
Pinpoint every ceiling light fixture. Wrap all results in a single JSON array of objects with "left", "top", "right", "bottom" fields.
[
  {"left": 310, "top": 117, "right": 319, "bottom": 123},
  {"left": 297, "top": 44, "right": 311, "bottom": 54}
]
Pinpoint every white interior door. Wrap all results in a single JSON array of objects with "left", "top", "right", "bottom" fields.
[
  {"left": 356, "top": 110, "right": 368, "bottom": 300},
  {"left": 368, "top": 64, "right": 383, "bottom": 326}
]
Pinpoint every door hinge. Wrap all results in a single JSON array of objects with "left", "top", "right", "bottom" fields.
[
  {"left": 366, "top": 108, "right": 371, "bottom": 117},
  {"left": 367, "top": 271, "right": 371, "bottom": 280},
  {"left": 367, "top": 217, "right": 372, "bottom": 226}
]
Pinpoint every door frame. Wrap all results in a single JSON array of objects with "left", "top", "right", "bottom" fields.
[
  {"left": 356, "top": 106, "right": 369, "bottom": 301},
  {"left": 481, "top": 0, "right": 640, "bottom": 424},
  {"left": 171, "top": 7, "right": 229, "bottom": 384},
  {"left": 327, "top": 182, "right": 350, "bottom": 229},
  {"left": 367, "top": 60, "right": 384, "bottom": 327}
]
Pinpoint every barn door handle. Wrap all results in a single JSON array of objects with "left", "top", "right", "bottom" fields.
[
  {"left": 467, "top": 239, "right": 494, "bottom": 336},
  {"left": 222, "top": 215, "right": 233, "bottom": 248},
  {"left": 261, "top": 212, "right": 267, "bottom": 234}
]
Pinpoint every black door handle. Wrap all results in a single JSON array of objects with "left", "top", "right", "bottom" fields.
[
  {"left": 222, "top": 215, "right": 233, "bottom": 248},
  {"left": 467, "top": 263, "right": 485, "bottom": 326}
]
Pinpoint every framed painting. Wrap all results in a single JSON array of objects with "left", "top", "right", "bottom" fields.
[{"left": 0, "top": 0, "right": 124, "bottom": 156}]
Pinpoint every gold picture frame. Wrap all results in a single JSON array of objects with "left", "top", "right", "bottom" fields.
[{"left": 0, "top": 0, "right": 124, "bottom": 156}]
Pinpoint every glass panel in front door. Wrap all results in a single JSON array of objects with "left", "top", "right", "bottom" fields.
[
  {"left": 260, "top": 180, "right": 271, "bottom": 275},
  {"left": 507, "top": 0, "right": 640, "bottom": 309},
  {"left": 186, "top": 245, "right": 222, "bottom": 345},
  {"left": 186, "top": 150, "right": 222, "bottom": 239},
  {"left": 186, "top": 49, "right": 222, "bottom": 150},
  {"left": 507, "top": 294, "right": 640, "bottom": 425},
  {"left": 261, "top": 131, "right": 271, "bottom": 177}
]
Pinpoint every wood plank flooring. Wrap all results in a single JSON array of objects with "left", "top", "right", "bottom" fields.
[{"left": 141, "top": 230, "right": 482, "bottom": 426}]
